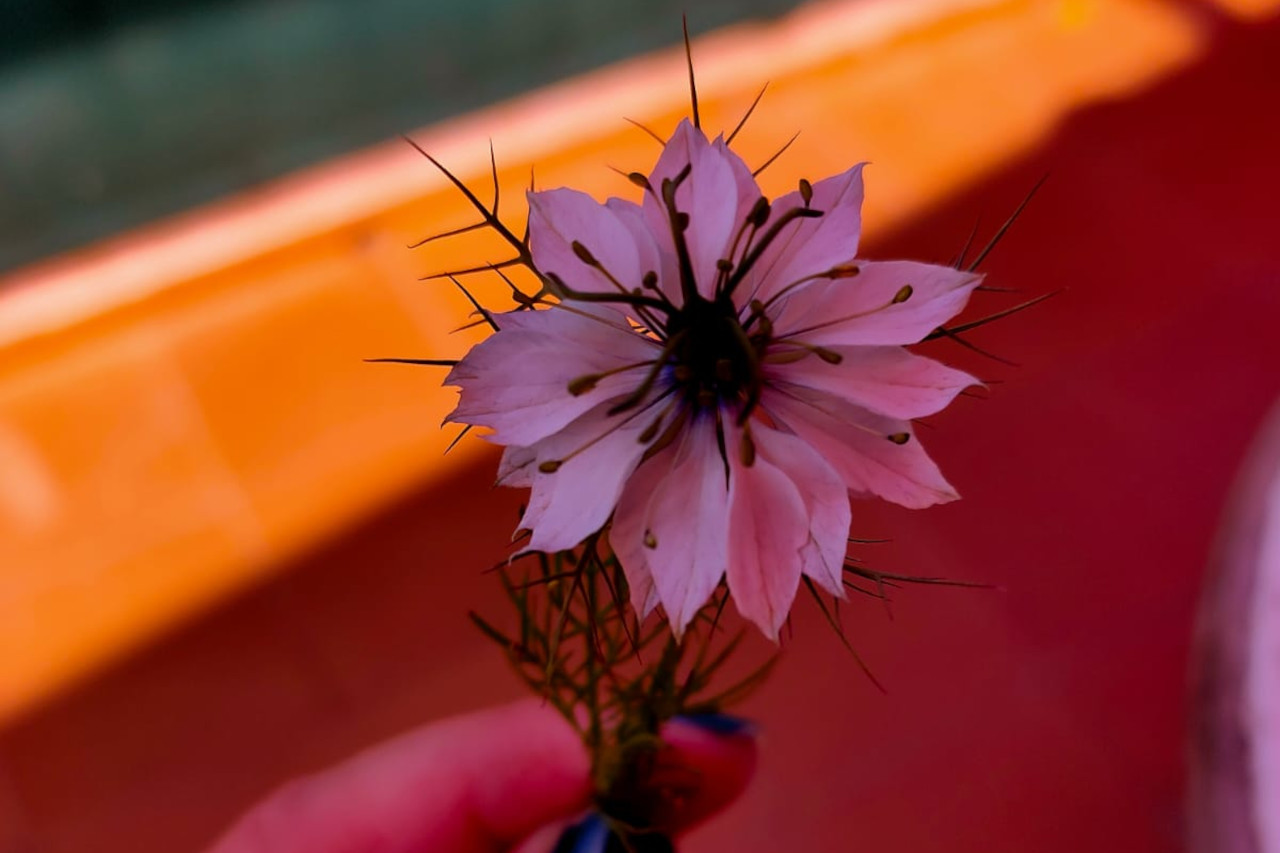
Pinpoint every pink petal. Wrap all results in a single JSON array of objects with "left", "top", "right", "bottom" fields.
[
  {"left": 642, "top": 119, "right": 743, "bottom": 300},
  {"left": 726, "top": 424, "right": 810, "bottom": 639},
  {"left": 766, "top": 346, "right": 978, "bottom": 420},
  {"left": 712, "top": 135, "right": 765, "bottom": 236},
  {"left": 446, "top": 307, "right": 657, "bottom": 446},
  {"left": 751, "top": 424, "right": 850, "bottom": 598},
  {"left": 604, "top": 197, "right": 664, "bottom": 287},
  {"left": 611, "top": 418, "right": 730, "bottom": 636},
  {"left": 496, "top": 444, "right": 536, "bottom": 488},
  {"left": 775, "top": 260, "right": 981, "bottom": 347},
  {"left": 608, "top": 440, "right": 672, "bottom": 619},
  {"left": 527, "top": 188, "right": 653, "bottom": 310},
  {"left": 764, "top": 385, "right": 960, "bottom": 509},
  {"left": 745, "top": 164, "right": 866, "bottom": 306},
  {"left": 519, "top": 398, "right": 657, "bottom": 553}
]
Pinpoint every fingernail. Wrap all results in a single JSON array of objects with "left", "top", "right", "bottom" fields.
[
  {"left": 672, "top": 712, "right": 756, "bottom": 737},
  {"left": 552, "top": 813, "right": 609, "bottom": 853}
]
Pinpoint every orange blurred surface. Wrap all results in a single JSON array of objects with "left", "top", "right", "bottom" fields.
[
  {"left": 2, "top": 1, "right": 1280, "bottom": 852},
  {"left": 0, "top": 0, "right": 1204, "bottom": 728}
]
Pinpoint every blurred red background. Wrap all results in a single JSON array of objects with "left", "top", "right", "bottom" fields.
[{"left": 1, "top": 2, "right": 1278, "bottom": 852}]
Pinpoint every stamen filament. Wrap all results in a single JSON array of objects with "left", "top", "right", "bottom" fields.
[
  {"left": 541, "top": 387, "right": 676, "bottom": 472},
  {"left": 545, "top": 273, "right": 673, "bottom": 316},
  {"left": 606, "top": 330, "right": 687, "bottom": 416},
  {"left": 570, "top": 240, "right": 669, "bottom": 336},
  {"left": 721, "top": 206, "right": 824, "bottom": 300},
  {"left": 567, "top": 358, "right": 658, "bottom": 396},
  {"left": 775, "top": 289, "right": 908, "bottom": 340},
  {"left": 661, "top": 165, "right": 699, "bottom": 305},
  {"left": 742, "top": 263, "right": 859, "bottom": 332}
]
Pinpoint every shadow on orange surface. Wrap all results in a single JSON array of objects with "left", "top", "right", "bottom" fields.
[{"left": 2, "top": 6, "right": 1280, "bottom": 853}]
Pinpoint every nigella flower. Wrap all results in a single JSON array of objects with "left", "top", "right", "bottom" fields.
[{"left": 445, "top": 119, "right": 980, "bottom": 639}]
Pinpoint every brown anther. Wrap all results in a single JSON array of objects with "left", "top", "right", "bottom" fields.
[
  {"left": 638, "top": 412, "right": 664, "bottom": 443},
  {"left": 716, "top": 258, "right": 734, "bottom": 273},
  {"left": 887, "top": 433, "right": 911, "bottom": 445},
  {"left": 799, "top": 178, "right": 813, "bottom": 206},
  {"left": 538, "top": 459, "right": 563, "bottom": 472},
  {"left": 642, "top": 270, "right": 659, "bottom": 289},
  {"left": 827, "top": 263, "right": 860, "bottom": 279},
  {"left": 628, "top": 172, "right": 652, "bottom": 191},
  {"left": 815, "top": 347, "right": 843, "bottom": 364},
  {"left": 567, "top": 375, "right": 599, "bottom": 396},
  {"left": 676, "top": 212, "right": 691, "bottom": 231},
  {"left": 571, "top": 240, "right": 597, "bottom": 265},
  {"left": 893, "top": 284, "right": 913, "bottom": 304},
  {"left": 673, "top": 365, "right": 693, "bottom": 382},
  {"left": 644, "top": 530, "right": 658, "bottom": 549},
  {"left": 748, "top": 196, "right": 771, "bottom": 227}
]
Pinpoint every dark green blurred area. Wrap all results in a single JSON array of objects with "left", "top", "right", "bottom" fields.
[{"left": 0, "top": 0, "right": 805, "bottom": 274}]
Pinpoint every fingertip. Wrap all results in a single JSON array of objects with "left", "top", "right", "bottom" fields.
[{"left": 652, "top": 714, "right": 758, "bottom": 832}]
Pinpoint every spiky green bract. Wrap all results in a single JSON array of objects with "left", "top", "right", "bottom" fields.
[{"left": 471, "top": 533, "right": 773, "bottom": 837}]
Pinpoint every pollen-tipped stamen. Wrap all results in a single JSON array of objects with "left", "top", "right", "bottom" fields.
[
  {"left": 640, "top": 401, "right": 692, "bottom": 462},
  {"left": 606, "top": 330, "right": 687, "bottom": 416},
  {"left": 721, "top": 205, "right": 824, "bottom": 300},
  {"left": 544, "top": 272, "right": 673, "bottom": 315},
  {"left": 728, "top": 317, "right": 765, "bottom": 425},
  {"left": 739, "top": 424, "right": 757, "bottom": 466},
  {"left": 566, "top": 358, "right": 658, "bottom": 397},
  {"left": 660, "top": 165, "right": 700, "bottom": 305},
  {"left": 743, "top": 263, "right": 861, "bottom": 330},
  {"left": 539, "top": 387, "right": 677, "bottom": 474},
  {"left": 570, "top": 240, "right": 670, "bottom": 335},
  {"left": 775, "top": 285, "right": 922, "bottom": 341},
  {"left": 714, "top": 197, "right": 771, "bottom": 302}
]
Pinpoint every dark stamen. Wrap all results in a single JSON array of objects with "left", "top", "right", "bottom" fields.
[
  {"left": 739, "top": 427, "right": 756, "bottom": 466},
  {"left": 721, "top": 206, "right": 824, "bottom": 299},
  {"left": 545, "top": 272, "right": 673, "bottom": 315},
  {"left": 728, "top": 318, "right": 764, "bottom": 425},
  {"left": 642, "top": 402, "right": 691, "bottom": 462},
  {"left": 607, "top": 330, "right": 687, "bottom": 415},
  {"left": 661, "top": 165, "right": 700, "bottom": 305}
]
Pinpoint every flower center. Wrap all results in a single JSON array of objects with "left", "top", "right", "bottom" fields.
[{"left": 666, "top": 294, "right": 758, "bottom": 411}]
